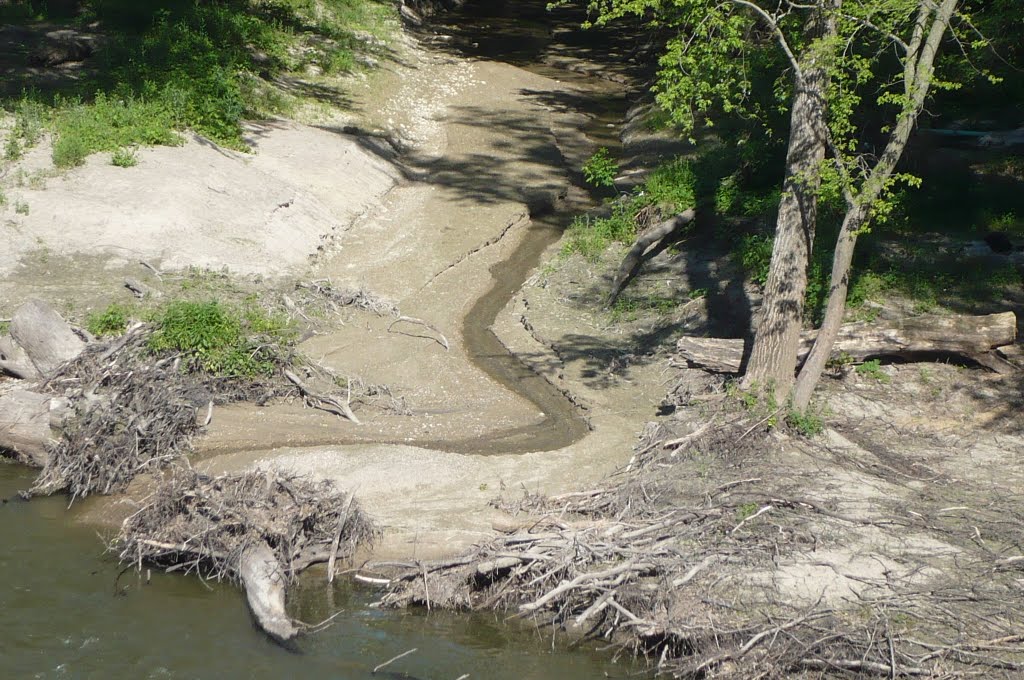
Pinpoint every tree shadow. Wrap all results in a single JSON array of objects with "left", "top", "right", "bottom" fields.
[{"left": 0, "top": 0, "right": 398, "bottom": 127}]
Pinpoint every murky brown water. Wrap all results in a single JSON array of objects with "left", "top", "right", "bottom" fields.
[{"left": 0, "top": 464, "right": 638, "bottom": 679}]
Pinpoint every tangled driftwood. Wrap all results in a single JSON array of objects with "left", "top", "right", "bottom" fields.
[
  {"left": 114, "top": 467, "right": 375, "bottom": 641},
  {"left": 0, "top": 299, "right": 379, "bottom": 640},
  {"left": 372, "top": 414, "right": 1024, "bottom": 678}
]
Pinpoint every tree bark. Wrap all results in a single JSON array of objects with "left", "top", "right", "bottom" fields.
[
  {"left": 0, "top": 336, "right": 40, "bottom": 380},
  {"left": 239, "top": 543, "right": 299, "bottom": 642},
  {"left": 790, "top": 0, "right": 960, "bottom": 411},
  {"left": 0, "top": 390, "right": 63, "bottom": 467},
  {"left": 11, "top": 300, "right": 86, "bottom": 377},
  {"left": 606, "top": 209, "right": 696, "bottom": 307},
  {"left": 676, "top": 312, "right": 1017, "bottom": 374},
  {"left": 742, "top": 1, "right": 838, "bottom": 399}
]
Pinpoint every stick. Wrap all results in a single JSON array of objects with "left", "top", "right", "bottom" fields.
[
  {"left": 354, "top": 573, "right": 391, "bottom": 586},
  {"left": 373, "top": 648, "right": 417, "bottom": 674},
  {"left": 284, "top": 369, "right": 360, "bottom": 424},
  {"left": 388, "top": 316, "right": 450, "bottom": 351},
  {"left": 327, "top": 492, "right": 356, "bottom": 583}
]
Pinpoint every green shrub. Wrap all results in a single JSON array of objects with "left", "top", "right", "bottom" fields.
[
  {"left": 644, "top": 157, "right": 696, "bottom": 210},
  {"left": 52, "top": 93, "right": 180, "bottom": 168},
  {"left": 582, "top": 147, "right": 619, "bottom": 188},
  {"left": 87, "top": 303, "right": 132, "bottom": 337},
  {"left": 111, "top": 146, "right": 139, "bottom": 167},
  {"left": 564, "top": 156, "right": 698, "bottom": 259},
  {"left": 786, "top": 410, "right": 824, "bottom": 437},
  {"left": 148, "top": 300, "right": 292, "bottom": 377},
  {"left": 855, "top": 359, "right": 891, "bottom": 383},
  {"left": 737, "top": 234, "right": 773, "bottom": 286}
]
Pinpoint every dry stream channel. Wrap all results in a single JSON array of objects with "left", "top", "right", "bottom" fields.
[{"left": 2, "top": 3, "right": 645, "bottom": 679}]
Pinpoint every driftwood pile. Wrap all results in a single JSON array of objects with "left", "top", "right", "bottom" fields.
[
  {"left": 0, "top": 298, "right": 376, "bottom": 640},
  {"left": 114, "top": 467, "right": 375, "bottom": 641},
  {"left": 372, "top": 413, "right": 1024, "bottom": 678}
]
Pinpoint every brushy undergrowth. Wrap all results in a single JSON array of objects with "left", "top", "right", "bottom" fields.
[
  {"left": 564, "top": 156, "right": 697, "bottom": 260},
  {"left": 2, "top": 0, "right": 394, "bottom": 164},
  {"left": 147, "top": 299, "right": 294, "bottom": 378}
]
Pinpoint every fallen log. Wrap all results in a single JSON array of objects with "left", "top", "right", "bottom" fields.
[
  {"left": 675, "top": 312, "right": 1018, "bottom": 374},
  {"left": 11, "top": 300, "right": 86, "bottom": 377},
  {"left": 0, "top": 390, "right": 60, "bottom": 467},
  {"left": 240, "top": 543, "right": 299, "bottom": 642},
  {"left": 0, "top": 336, "right": 40, "bottom": 380},
  {"left": 607, "top": 209, "right": 696, "bottom": 307}
]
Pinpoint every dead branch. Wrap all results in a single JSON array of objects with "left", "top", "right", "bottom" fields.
[
  {"left": 676, "top": 311, "right": 1018, "bottom": 373},
  {"left": 387, "top": 316, "right": 450, "bottom": 351},
  {"left": 284, "top": 369, "right": 361, "bottom": 424},
  {"left": 607, "top": 209, "right": 695, "bottom": 307}
]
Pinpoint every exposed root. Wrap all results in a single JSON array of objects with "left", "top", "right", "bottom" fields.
[{"left": 296, "top": 280, "right": 400, "bottom": 317}]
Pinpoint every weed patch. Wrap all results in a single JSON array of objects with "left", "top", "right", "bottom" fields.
[
  {"left": 110, "top": 146, "right": 138, "bottom": 167},
  {"left": 148, "top": 299, "right": 294, "bottom": 378},
  {"left": 87, "top": 303, "right": 132, "bottom": 337},
  {"left": 855, "top": 359, "right": 891, "bottom": 383},
  {"left": 564, "top": 156, "right": 698, "bottom": 259}
]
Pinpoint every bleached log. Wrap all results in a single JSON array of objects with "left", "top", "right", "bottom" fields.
[
  {"left": 0, "top": 336, "right": 40, "bottom": 380},
  {"left": 0, "top": 390, "right": 60, "bottom": 467},
  {"left": 239, "top": 543, "right": 299, "bottom": 642},
  {"left": 675, "top": 312, "right": 1018, "bottom": 374},
  {"left": 11, "top": 300, "right": 86, "bottom": 377}
]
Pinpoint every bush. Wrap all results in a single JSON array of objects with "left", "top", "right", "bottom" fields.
[
  {"left": 582, "top": 147, "right": 619, "bottom": 188},
  {"left": 52, "top": 93, "right": 180, "bottom": 168},
  {"left": 148, "top": 300, "right": 292, "bottom": 377},
  {"left": 111, "top": 146, "right": 138, "bottom": 167},
  {"left": 736, "top": 234, "right": 773, "bottom": 286},
  {"left": 786, "top": 410, "right": 824, "bottom": 437},
  {"left": 87, "top": 303, "right": 132, "bottom": 337},
  {"left": 564, "top": 156, "right": 698, "bottom": 259}
]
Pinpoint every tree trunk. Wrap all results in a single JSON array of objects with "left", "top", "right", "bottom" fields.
[
  {"left": 607, "top": 209, "right": 696, "bottom": 307},
  {"left": 790, "top": 0, "right": 960, "bottom": 411},
  {"left": 239, "top": 543, "right": 299, "bottom": 643},
  {"left": 0, "top": 390, "right": 65, "bottom": 467},
  {"left": 675, "top": 311, "right": 1017, "bottom": 373},
  {"left": 11, "top": 300, "right": 85, "bottom": 378},
  {"left": 742, "top": 3, "right": 837, "bottom": 399}
]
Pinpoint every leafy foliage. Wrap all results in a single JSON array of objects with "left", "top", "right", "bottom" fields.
[
  {"left": 148, "top": 300, "right": 293, "bottom": 377},
  {"left": 3, "top": 0, "right": 394, "bottom": 162},
  {"left": 86, "top": 303, "right": 131, "bottom": 337},
  {"left": 563, "top": 155, "right": 697, "bottom": 259},
  {"left": 582, "top": 147, "right": 619, "bottom": 188}
]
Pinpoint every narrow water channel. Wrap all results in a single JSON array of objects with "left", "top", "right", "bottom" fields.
[{"left": 406, "top": 0, "right": 630, "bottom": 454}]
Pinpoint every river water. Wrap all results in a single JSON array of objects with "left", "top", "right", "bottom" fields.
[
  {"left": 1, "top": 2, "right": 645, "bottom": 678},
  {"left": 1, "top": 464, "right": 633, "bottom": 679}
]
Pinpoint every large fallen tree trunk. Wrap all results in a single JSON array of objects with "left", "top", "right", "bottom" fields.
[
  {"left": 675, "top": 312, "right": 1018, "bottom": 374},
  {"left": 0, "top": 390, "right": 67, "bottom": 467},
  {"left": 607, "top": 209, "right": 696, "bottom": 307},
  {"left": 11, "top": 299, "right": 85, "bottom": 377}
]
